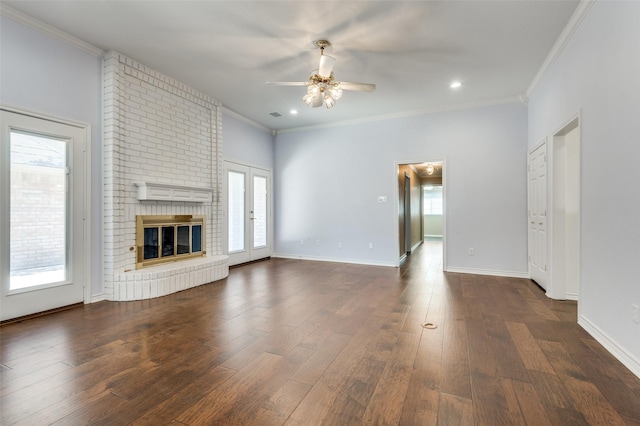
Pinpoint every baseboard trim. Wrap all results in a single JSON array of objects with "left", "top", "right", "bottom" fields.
[
  {"left": 579, "top": 315, "right": 640, "bottom": 379},
  {"left": 1, "top": 302, "right": 83, "bottom": 325},
  {"left": 91, "top": 293, "right": 107, "bottom": 303},
  {"left": 272, "top": 253, "right": 397, "bottom": 268},
  {"left": 565, "top": 292, "right": 578, "bottom": 301},
  {"left": 444, "top": 266, "right": 529, "bottom": 279}
]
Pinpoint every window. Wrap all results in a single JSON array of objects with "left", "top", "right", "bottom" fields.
[{"left": 423, "top": 185, "right": 443, "bottom": 215}]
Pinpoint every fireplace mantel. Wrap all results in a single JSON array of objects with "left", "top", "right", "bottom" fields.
[{"left": 133, "top": 181, "right": 213, "bottom": 202}]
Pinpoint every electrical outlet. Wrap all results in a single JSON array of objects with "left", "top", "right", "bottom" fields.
[
  {"left": 300, "top": 239, "right": 304, "bottom": 245},
  {"left": 315, "top": 240, "right": 320, "bottom": 246},
  {"left": 469, "top": 248, "right": 474, "bottom": 256},
  {"left": 338, "top": 242, "right": 342, "bottom": 249},
  {"left": 369, "top": 243, "right": 374, "bottom": 249},
  {"left": 633, "top": 304, "right": 639, "bottom": 324}
]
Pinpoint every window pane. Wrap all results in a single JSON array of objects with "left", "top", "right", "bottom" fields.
[
  {"left": 228, "top": 171, "right": 245, "bottom": 252},
  {"left": 10, "top": 131, "right": 67, "bottom": 290},
  {"left": 253, "top": 175, "right": 267, "bottom": 248},
  {"left": 423, "top": 186, "right": 443, "bottom": 215},
  {"left": 144, "top": 228, "right": 159, "bottom": 260},
  {"left": 162, "top": 226, "right": 174, "bottom": 257},
  {"left": 177, "top": 226, "right": 189, "bottom": 254},
  {"left": 192, "top": 225, "right": 202, "bottom": 253}
]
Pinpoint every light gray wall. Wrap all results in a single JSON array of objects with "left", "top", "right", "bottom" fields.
[
  {"left": 222, "top": 112, "right": 274, "bottom": 170},
  {"left": 1, "top": 15, "right": 104, "bottom": 296},
  {"left": 274, "top": 102, "right": 528, "bottom": 273},
  {"left": 528, "top": 1, "right": 640, "bottom": 371},
  {"left": 424, "top": 216, "right": 443, "bottom": 237}
]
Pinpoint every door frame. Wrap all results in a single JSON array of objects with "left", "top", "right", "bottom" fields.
[
  {"left": 222, "top": 160, "right": 273, "bottom": 266},
  {"left": 404, "top": 173, "right": 411, "bottom": 255},
  {"left": 548, "top": 112, "right": 581, "bottom": 302},
  {"left": 394, "top": 158, "right": 447, "bottom": 269},
  {"left": 0, "top": 105, "right": 92, "bottom": 317},
  {"left": 528, "top": 112, "right": 582, "bottom": 304}
]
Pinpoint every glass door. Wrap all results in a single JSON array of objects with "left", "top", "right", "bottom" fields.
[
  {"left": 224, "top": 161, "right": 272, "bottom": 266},
  {"left": 1, "top": 110, "right": 87, "bottom": 320}
]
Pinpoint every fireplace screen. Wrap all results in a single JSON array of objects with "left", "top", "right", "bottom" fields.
[{"left": 136, "top": 215, "right": 205, "bottom": 268}]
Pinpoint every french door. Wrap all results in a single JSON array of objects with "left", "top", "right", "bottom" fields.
[
  {"left": 0, "top": 109, "right": 87, "bottom": 321},
  {"left": 224, "top": 161, "right": 272, "bottom": 266}
]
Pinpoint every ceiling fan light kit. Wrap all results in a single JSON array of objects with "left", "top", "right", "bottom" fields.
[{"left": 268, "top": 39, "right": 375, "bottom": 110}]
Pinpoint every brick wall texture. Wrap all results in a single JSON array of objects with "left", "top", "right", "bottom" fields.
[{"left": 102, "top": 51, "right": 225, "bottom": 300}]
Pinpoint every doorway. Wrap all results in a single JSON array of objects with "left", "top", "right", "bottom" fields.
[
  {"left": 0, "top": 109, "right": 88, "bottom": 321},
  {"left": 397, "top": 161, "right": 445, "bottom": 267},
  {"left": 527, "top": 116, "right": 581, "bottom": 302},
  {"left": 551, "top": 117, "right": 581, "bottom": 301},
  {"left": 224, "top": 161, "right": 272, "bottom": 266}
]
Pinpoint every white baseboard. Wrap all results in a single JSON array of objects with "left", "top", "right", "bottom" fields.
[
  {"left": 565, "top": 292, "right": 578, "bottom": 301},
  {"left": 410, "top": 241, "right": 423, "bottom": 252},
  {"left": 444, "top": 266, "right": 529, "bottom": 279},
  {"left": 579, "top": 315, "right": 640, "bottom": 379},
  {"left": 272, "top": 253, "right": 397, "bottom": 268},
  {"left": 90, "top": 293, "right": 107, "bottom": 303}
]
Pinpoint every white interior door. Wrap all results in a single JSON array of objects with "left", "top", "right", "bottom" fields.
[
  {"left": 528, "top": 142, "right": 548, "bottom": 289},
  {"left": 225, "top": 161, "right": 272, "bottom": 266},
  {"left": 1, "top": 110, "right": 87, "bottom": 320}
]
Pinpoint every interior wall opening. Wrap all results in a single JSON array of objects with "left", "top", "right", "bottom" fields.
[
  {"left": 397, "top": 161, "right": 445, "bottom": 268},
  {"left": 551, "top": 117, "right": 580, "bottom": 302}
]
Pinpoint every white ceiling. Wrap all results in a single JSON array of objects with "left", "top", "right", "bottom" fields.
[{"left": 3, "top": 1, "right": 580, "bottom": 131}]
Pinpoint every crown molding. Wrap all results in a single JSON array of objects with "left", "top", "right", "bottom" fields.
[
  {"left": 276, "top": 96, "right": 522, "bottom": 134},
  {"left": 0, "top": 3, "right": 104, "bottom": 57},
  {"left": 526, "top": 0, "right": 596, "bottom": 97},
  {"left": 221, "top": 106, "right": 273, "bottom": 134}
]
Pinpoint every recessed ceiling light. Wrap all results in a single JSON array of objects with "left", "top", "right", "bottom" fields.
[
  {"left": 450, "top": 81, "right": 462, "bottom": 89},
  {"left": 290, "top": 109, "right": 298, "bottom": 115}
]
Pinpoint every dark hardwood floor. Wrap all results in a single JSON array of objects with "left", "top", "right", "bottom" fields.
[{"left": 1, "top": 240, "right": 639, "bottom": 425}]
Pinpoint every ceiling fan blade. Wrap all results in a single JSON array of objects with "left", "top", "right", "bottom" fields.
[
  {"left": 318, "top": 55, "right": 336, "bottom": 78},
  {"left": 339, "top": 82, "right": 376, "bottom": 92},
  {"left": 265, "top": 81, "right": 308, "bottom": 86}
]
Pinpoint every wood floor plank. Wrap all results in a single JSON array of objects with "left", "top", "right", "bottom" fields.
[
  {"left": 482, "top": 314, "right": 531, "bottom": 381},
  {"left": 259, "top": 379, "right": 312, "bottom": 422},
  {"left": 399, "top": 374, "right": 440, "bottom": 425},
  {"left": 317, "top": 356, "right": 387, "bottom": 425},
  {"left": 509, "top": 378, "right": 553, "bottom": 426},
  {"left": 126, "top": 365, "right": 237, "bottom": 425},
  {"left": 527, "top": 370, "right": 576, "bottom": 410},
  {"left": 440, "top": 317, "right": 472, "bottom": 399},
  {"left": 362, "top": 362, "right": 413, "bottom": 425},
  {"left": 470, "top": 372, "right": 520, "bottom": 426},
  {"left": 175, "top": 351, "right": 284, "bottom": 424},
  {"left": 505, "top": 321, "right": 555, "bottom": 374},
  {"left": 435, "top": 393, "right": 473, "bottom": 426},
  {"left": 562, "top": 375, "right": 628, "bottom": 426},
  {"left": 289, "top": 332, "right": 352, "bottom": 385},
  {"left": 2, "top": 241, "right": 639, "bottom": 425}
]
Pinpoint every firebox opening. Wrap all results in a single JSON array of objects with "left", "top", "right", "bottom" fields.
[{"left": 136, "top": 215, "right": 206, "bottom": 269}]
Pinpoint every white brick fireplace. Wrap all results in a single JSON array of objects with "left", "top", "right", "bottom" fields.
[{"left": 103, "top": 51, "right": 228, "bottom": 301}]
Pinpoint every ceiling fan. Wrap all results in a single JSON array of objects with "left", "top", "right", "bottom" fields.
[{"left": 267, "top": 40, "right": 376, "bottom": 109}]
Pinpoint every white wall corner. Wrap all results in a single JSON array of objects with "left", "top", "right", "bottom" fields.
[
  {"left": 579, "top": 315, "right": 640, "bottom": 379},
  {"left": 0, "top": 4, "right": 104, "bottom": 57},
  {"left": 526, "top": 0, "right": 596, "bottom": 97}
]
